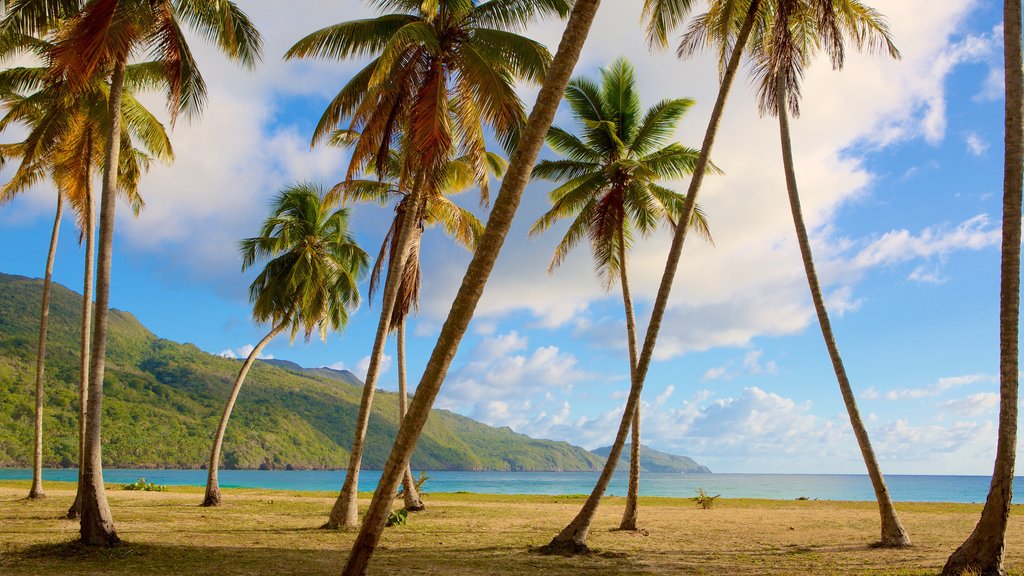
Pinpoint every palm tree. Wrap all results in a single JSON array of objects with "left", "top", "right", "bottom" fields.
[
  {"left": 942, "top": 0, "right": 1022, "bottom": 573},
  {"left": 338, "top": 146, "right": 500, "bottom": 511},
  {"left": 338, "top": 1, "right": 602, "bottom": 573},
  {"left": 286, "top": 0, "right": 566, "bottom": 529},
  {"left": 2, "top": 0, "right": 262, "bottom": 546},
  {"left": 539, "top": 0, "right": 764, "bottom": 554},
  {"left": 529, "top": 57, "right": 713, "bottom": 531},
  {"left": 716, "top": 0, "right": 907, "bottom": 547},
  {"left": 201, "top": 183, "right": 368, "bottom": 507},
  {"left": 0, "top": 40, "right": 171, "bottom": 507}
]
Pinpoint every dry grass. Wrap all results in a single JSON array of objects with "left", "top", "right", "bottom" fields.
[{"left": 0, "top": 480, "right": 1022, "bottom": 575}]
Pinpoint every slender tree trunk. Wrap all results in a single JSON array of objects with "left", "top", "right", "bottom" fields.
[
  {"left": 775, "top": 77, "right": 909, "bottom": 547},
  {"left": 28, "top": 193, "right": 63, "bottom": 500},
  {"left": 68, "top": 160, "right": 95, "bottom": 520},
  {"left": 396, "top": 321, "right": 425, "bottom": 511},
  {"left": 202, "top": 322, "right": 286, "bottom": 507},
  {"left": 325, "top": 173, "right": 427, "bottom": 530},
  {"left": 79, "top": 58, "right": 125, "bottom": 547},
  {"left": 339, "top": 2, "right": 601, "bottom": 573},
  {"left": 543, "top": 0, "right": 762, "bottom": 554},
  {"left": 942, "top": 2, "right": 1022, "bottom": 573},
  {"left": 617, "top": 226, "right": 641, "bottom": 531}
]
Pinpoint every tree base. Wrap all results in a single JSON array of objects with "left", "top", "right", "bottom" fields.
[
  {"left": 406, "top": 503, "right": 426, "bottom": 512},
  {"left": 65, "top": 503, "right": 80, "bottom": 520},
  {"left": 27, "top": 488, "right": 46, "bottom": 500},
  {"left": 537, "top": 538, "right": 592, "bottom": 556},
  {"left": 79, "top": 533, "right": 122, "bottom": 548},
  {"left": 200, "top": 493, "right": 222, "bottom": 507}
]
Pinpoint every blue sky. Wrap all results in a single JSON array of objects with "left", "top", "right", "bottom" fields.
[{"left": 0, "top": 0, "right": 1013, "bottom": 474}]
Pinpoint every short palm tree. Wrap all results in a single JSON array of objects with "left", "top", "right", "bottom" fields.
[
  {"left": 339, "top": 2, "right": 603, "bottom": 573},
  {"left": 286, "top": 0, "right": 568, "bottom": 529},
  {"left": 1, "top": 0, "right": 262, "bottom": 546},
  {"left": 712, "top": 0, "right": 908, "bottom": 547},
  {"left": 201, "top": 182, "right": 368, "bottom": 507},
  {"left": 529, "top": 57, "right": 713, "bottom": 532},
  {"left": 0, "top": 35, "right": 172, "bottom": 508}
]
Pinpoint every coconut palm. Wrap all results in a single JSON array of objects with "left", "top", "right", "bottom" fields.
[
  {"left": 286, "top": 0, "right": 567, "bottom": 529},
  {"left": 201, "top": 182, "right": 368, "bottom": 507},
  {"left": 337, "top": 147, "right": 499, "bottom": 510},
  {"left": 942, "top": 1, "right": 1022, "bottom": 573},
  {"left": 0, "top": 38, "right": 171, "bottom": 507},
  {"left": 717, "top": 0, "right": 907, "bottom": 547},
  {"left": 1, "top": 0, "right": 262, "bottom": 546},
  {"left": 339, "top": 1, "right": 602, "bottom": 573},
  {"left": 539, "top": 0, "right": 764, "bottom": 554},
  {"left": 529, "top": 57, "right": 713, "bottom": 531}
]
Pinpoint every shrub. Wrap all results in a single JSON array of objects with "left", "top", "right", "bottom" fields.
[
  {"left": 691, "top": 487, "right": 719, "bottom": 510},
  {"left": 121, "top": 478, "right": 167, "bottom": 492},
  {"left": 385, "top": 508, "right": 409, "bottom": 527}
]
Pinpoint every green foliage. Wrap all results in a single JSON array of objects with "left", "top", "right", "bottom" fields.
[
  {"left": 0, "top": 273, "right": 608, "bottom": 472},
  {"left": 121, "top": 478, "right": 167, "bottom": 492},
  {"left": 691, "top": 487, "right": 720, "bottom": 510},
  {"left": 385, "top": 507, "right": 408, "bottom": 528}
]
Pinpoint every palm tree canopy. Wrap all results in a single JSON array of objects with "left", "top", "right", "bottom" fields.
[
  {"left": 285, "top": 0, "right": 568, "bottom": 191},
  {"left": 530, "top": 57, "right": 715, "bottom": 286},
  {"left": 240, "top": 182, "right": 369, "bottom": 343},
  {"left": 1, "top": 0, "right": 263, "bottom": 122}
]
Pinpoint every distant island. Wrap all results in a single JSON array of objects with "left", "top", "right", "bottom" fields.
[
  {"left": 0, "top": 273, "right": 709, "bottom": 475},
  {"left": 591, "top": 444, "right": 711, "bottom": 474}
]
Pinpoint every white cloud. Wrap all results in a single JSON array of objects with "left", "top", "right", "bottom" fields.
[
  {"left": 965, "top": 132, "right": 990, "bottom": 156},
  {"left": 702, "top": 349, "right": 778, "bottom": 381},
  {"left": 941, "top": 392, "right": 1000, "bottom": 417},
  {"left": 355, "top": 354, "right": 392, "bottom": 381},
  {"left": 218, "top": 343, "right": 274, "bottom": 360},
  {"left": 881, "top": 373, "right": 995, "bottom": 401}
]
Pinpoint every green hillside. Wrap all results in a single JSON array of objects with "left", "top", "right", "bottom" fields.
[
  {"left": 590, "top": 444, "right": 711, "bottom": 473},
  {"left": 0, "top": 273, "right": 607, "bottom": 472}
]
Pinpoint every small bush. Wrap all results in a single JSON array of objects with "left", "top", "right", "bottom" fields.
[
  {"left": 691, "top": 487, "right": 719, "bottom": 510},
  {"left": 385, "top": 508, "right": 409, "bottom": 527},
  {"left": 796, "top": 496, "right": 809, "bottom": 501},
  {"left": 121, "top": 478, "right": 167, "bottom": 492}
]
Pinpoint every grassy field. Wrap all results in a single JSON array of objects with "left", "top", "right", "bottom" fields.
[{"left": 1, "top": 480, "right": 1022, "bottom": 575}]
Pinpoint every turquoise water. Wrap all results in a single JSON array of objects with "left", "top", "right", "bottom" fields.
[{"left": 0, "top": 468, "right": 1016, "bottom": 503}]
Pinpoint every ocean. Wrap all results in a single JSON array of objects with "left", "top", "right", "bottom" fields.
[{"left": 0, "top": 468, "right": 1016, "bottom": 503}]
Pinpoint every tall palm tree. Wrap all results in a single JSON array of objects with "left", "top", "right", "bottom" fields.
[
  {"left": 338, "top": 147, "right": 498, "bottom": 511},
  {"left": 942, "top": 0, "right": 1022, "bottom": 573},
  {"left": 539, "top": 0, "right": 764, "bottom": 554},
  {"left": 286, "top": 0, "right": 566, "bottom": 529},
  {"left": 529, "top": 57, "right": 713, "bottom": 531},
  {"left": 201, "top": 183, "right": 368, "bottom": 507},
  {"left": 339, "top": 1, "right": 603, "bottom": 573},
  {"left": 2, "top": 0, "right": 262, "bottom": 546},
  {"left": 0, "top": 42, "right": 171, "bottom": 507},
  {"left": 718, "top": 0, "right": 907, "bottom": 547}
]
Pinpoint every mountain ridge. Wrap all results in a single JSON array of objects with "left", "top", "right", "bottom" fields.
[{"left": 590, "top": 444, "right": 711, "bottom": 473}]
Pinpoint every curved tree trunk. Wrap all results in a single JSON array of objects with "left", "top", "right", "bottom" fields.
[
  {"left": 202, "top": 322, "right": 286, "bottom": 507},
  {"left": 396, "top": 321, "right": 425, "bottom": 511},
  {"left": 325, "top": 173, "right": 427, "bottom": 529},
  {"left": 80, "top": 58, "right": 125, "bottom": 547},
  {"left": 942, "top": 2, "right": 1022, "bottom": 573},
  {"left": 543, "top": 0, "right": 762, "bottom": 554},
  {"left": 28, "top": 193, "right": 63, "bottom": 500},
  {"left": 68, "top": 165, "right": 95, "bottom": 520},
  {"left": 339, "top": 2, "right": 601, "bottom": 573},
  {"left": 617, "top": 226, "right": 641, "bottom": 532},
  {"left": 775, "top": 77, "right": 909, "bottom": 548}
]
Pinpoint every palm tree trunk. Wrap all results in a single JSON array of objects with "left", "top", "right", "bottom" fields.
[
  {"left": 397, "top": 321, "right": 425, "bottom": 511},
  {"left": 775, "top": 77, "right": 909, "bottom": 547},
  {"left": 28, "top": 192, "right": 63, "bottom": 500},
  {"left": 325, "top": 173, "right": 427, "bottom": 530},
  {"left": 79, "top": 58, "right": 125, "bottom": 547},
  {"left": 68, "top": 158, "right": 95, "bottom": 520},
  {"left": 617, "top": 225, "right": 641, "bottom": 531},
  {"left": 339, "top": 2, "right": 601, "bottom": 573},
  {"left": 942, "top": 1, "right": 1022, "bottom": 573},
  {"left": 202, "top": 322, "right": 287, "bottom": 507},
  {"left": 542, "top": 0, "right": 762, "bottom": 554}
]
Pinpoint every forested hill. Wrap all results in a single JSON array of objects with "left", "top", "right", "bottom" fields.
[{"left": 0, "top": 273, "right": 608, "bottom": 471}]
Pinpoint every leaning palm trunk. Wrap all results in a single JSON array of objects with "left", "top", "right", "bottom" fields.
[
  {"left": 942, "top": 1, "right": 1022, "bottom": 573},
  {"left": 775, "top": 78, "right": 909, "bottom": 547},
  {"left": 325, "top": 174, "right": 427, "bottom": 529},
  {"left": 79, "top": 58, "right": 126, "bottom": 547},
  {"left": 68, "top": 170, "right": 95, "bottom": 520},
  {"left": 339, "top": 2, "right": 601, "bottom": 573},
  {"left": 202, "top": 322, "right": 287, "bottom": 507},
  {"left": 396, "top": 322, "right": 425, "bottom": 511},
  {"left": 542, "top": 0, "right": 762, "bottom": 554},
  {"left": 28, "top": 193, "right": 63, "bottom": 500},
  {"left": 617, "top": 226, "right": 641, "bottom": 531}
]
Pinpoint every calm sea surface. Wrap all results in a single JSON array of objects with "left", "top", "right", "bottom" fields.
[{"left": 0, "top": 468, "right": 1017, "bottom": 503}]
